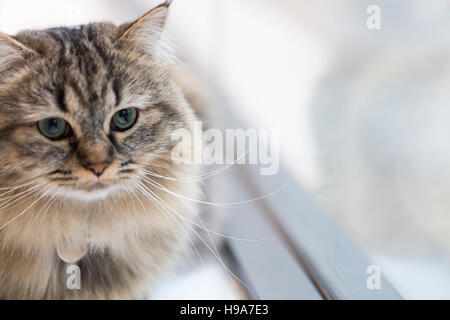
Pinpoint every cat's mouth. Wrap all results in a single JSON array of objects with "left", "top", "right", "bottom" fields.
[{"left": 84, "top": 181, "right": 109, "bottom": 191}]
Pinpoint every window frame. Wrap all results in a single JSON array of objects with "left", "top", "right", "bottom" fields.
[{"left": 210, "top": 90, "right": 402, "bottom": 300}]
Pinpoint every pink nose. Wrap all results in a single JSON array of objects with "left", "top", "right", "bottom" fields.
[{"left": 89, "top": 163, "right": 109, "bottom": 177}]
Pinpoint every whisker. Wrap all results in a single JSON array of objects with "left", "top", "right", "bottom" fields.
[
  {"left": 134, "top": 141, "right": 255, "bottom": 183},
  {"left": 0, "top": 171, "right": 55, "bottom": 191},
  {"left": 37, "top": 189, "right": 64, "bottom": 231},
  {"left": 0, "top": 169, "right": 70, "bottom": 199},
  {"left": 0, "top": 182, "right": 49, "bottom": 213},
  {"left": 134, "top": 183, "right": 203, "bottom": 264},
  {"left": 132, "top": 182, "right": 202, "bottom": 264},
  {"left": 195, "top": 206, "right": 221, "bottom": 259},
  {"left": 0, "top": 191, "right": 47, "bottom": 231},
  {"left": 139, "top": 174, "right": 289, "bottom": 209},
  {"left": 31, "top": 187, "right": 62, "bottom": 227},
  {"left": 134, "top": 180, "right": 258, "bottom": 242},
  {"left": 123, "top": 184, "right": 140, "bottom": 217},
  {"left": 0, "top": 182, "right": 34, "bottom": 195},
  {"left": 135, "top": 181, "right": 250, "bottom": 290}
]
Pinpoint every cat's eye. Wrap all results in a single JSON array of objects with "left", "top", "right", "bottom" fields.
[
  {"left": 38, "top": 118, "right": 71, "bottom": 140},
  {"left": 111, "top": 108, "right": 138, "bottom": 132}
]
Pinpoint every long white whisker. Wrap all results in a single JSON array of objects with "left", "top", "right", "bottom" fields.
[
  {"left": 0, "top": 171, "right": 55, "bottom": 193},
  {"left": 0, "top": 182, "right": 48, "bottom": 213},
  {"left": 140, "top": 174, "right": 289, "bottom": 208},
  {"left": 0, "top": 191, "right": 47, "bottom": 231},
  {"left": 137, "top": 141, "right": 255, "bottom": 183},
  {"left": 133, "top": 182, "right": 203, "bottom": 264},
  {"left": 136, "top": 181, "right": 250, "bottom": 290},
  {"left": 29, "top": 193, "right": 53, "bottom": 227},
  {"left": 136, "top": 179, "right": 259, "bottom": 242},
  {"left": 38, "top": 189, "right": 63, "bottom": 230},
  {"left": 32, "top": 187, "right": 62, "bottom": 228},
  {"left": 123, "top": 184, "right": 139, "bottom": 215},
  {"left": 0, "top": 182, "right": 35, "bottom": 197},
  {"left": 195, "top": 206, "right": 221, "bottom": 258},
  {"left": 0, "top": 182, "right": 44, "bottom": 203}
]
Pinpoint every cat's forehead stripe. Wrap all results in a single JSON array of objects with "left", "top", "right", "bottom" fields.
[{"left": 44, "top": 26, "right": 119, "bottom": 114}]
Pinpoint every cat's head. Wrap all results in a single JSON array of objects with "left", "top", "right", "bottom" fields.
[{"left": 0, "top": 3, "right": 196, "bottom": 201}]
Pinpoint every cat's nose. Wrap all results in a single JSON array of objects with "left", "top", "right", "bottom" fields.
[{"left": 88, "top": 163, "right": 110, "bottom": 177}]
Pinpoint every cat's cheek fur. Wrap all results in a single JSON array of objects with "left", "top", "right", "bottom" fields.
[{"left": 0, "top": 163, "right": 201, "bottom": 299}]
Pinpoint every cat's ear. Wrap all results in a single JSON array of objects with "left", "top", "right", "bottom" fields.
[
  {"left": 116, "top": 2, "right": 171, "bottom": 57},
  {"left": 0, "top": 32, "right": 34, "bottom": 65}
]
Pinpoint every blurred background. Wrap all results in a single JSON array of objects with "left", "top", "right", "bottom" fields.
[{"left": 2, "top": 0, "right": 450, "bottom": 299}]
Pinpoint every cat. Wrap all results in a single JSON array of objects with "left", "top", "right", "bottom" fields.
[{"left": 0, "top": 1, "right": 202, "bottom": 299}]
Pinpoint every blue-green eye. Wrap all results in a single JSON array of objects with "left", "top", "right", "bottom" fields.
[
  {"left": 38, "top": 118, "right": 71, "bottom": 140},
  {"left": 111, "top": 108, "right": 138, "bottom": 132}
]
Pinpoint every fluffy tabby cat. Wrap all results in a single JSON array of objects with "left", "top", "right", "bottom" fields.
[{"left": 0, "top": 2, "right": 202, "bottom": 299}]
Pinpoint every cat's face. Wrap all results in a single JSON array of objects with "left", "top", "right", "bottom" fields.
[{"left": 0, "top": 6, "right": 195, "bottom": 201}]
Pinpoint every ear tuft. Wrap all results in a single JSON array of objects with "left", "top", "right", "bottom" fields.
[
  {"left": 0, "top": 32, "right": 33, "bottom": 56},
  {"left": 161, "top": 0, "right": 173, "bottom": 9},
  {"left": 117, "top": 3, "right": 173, "bottom": 60},
  {"left": 0, "top": 32, "right": 35, "bottom": 75}
]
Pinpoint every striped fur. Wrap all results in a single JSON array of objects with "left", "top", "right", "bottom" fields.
[{"left": 0, "top": 3, "right": 201, "bottom": 299}]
